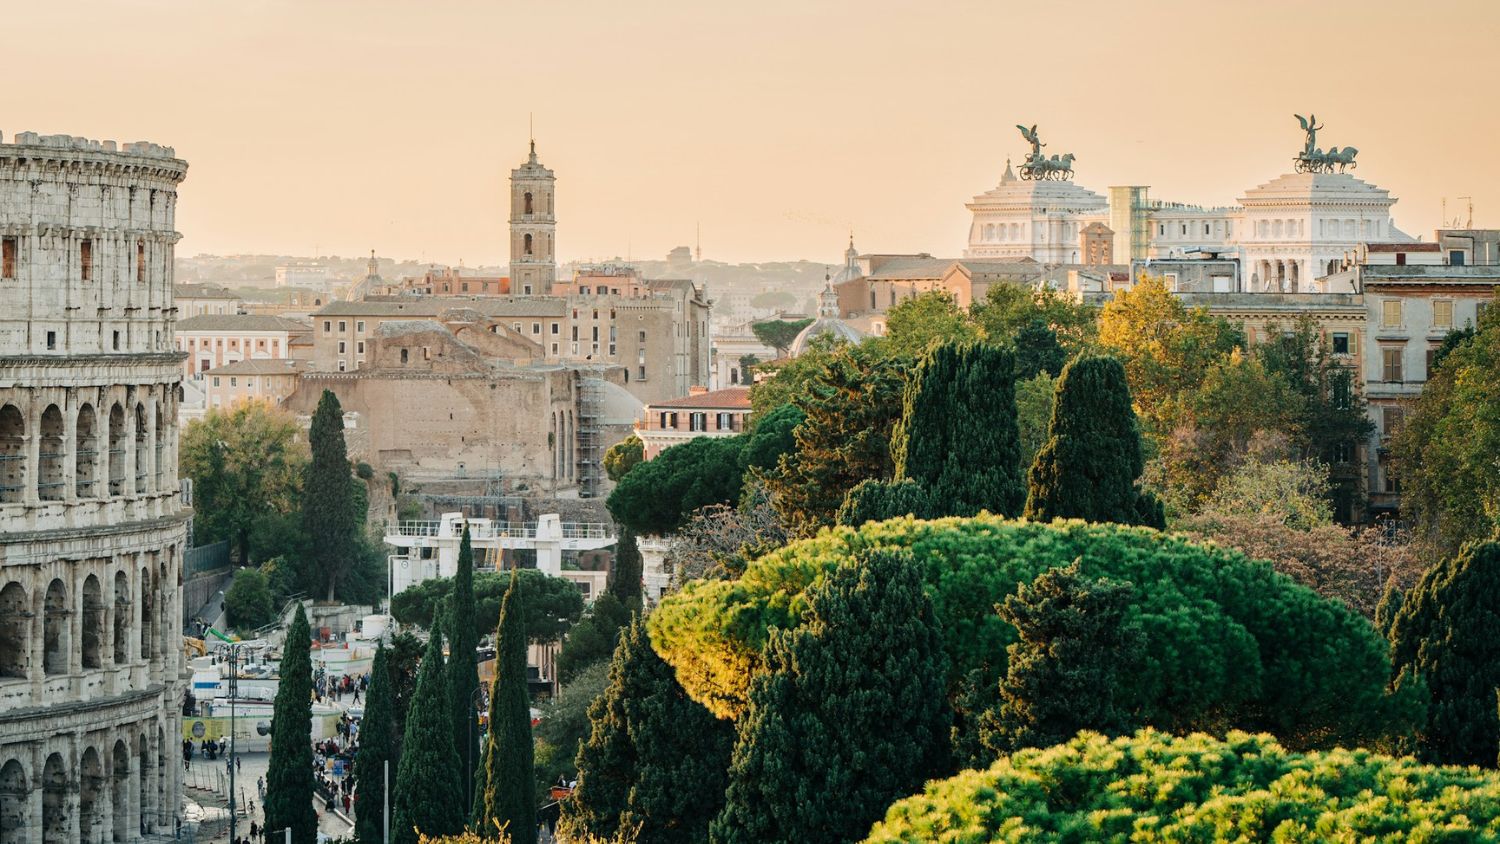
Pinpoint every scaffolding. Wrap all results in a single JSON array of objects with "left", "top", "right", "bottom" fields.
[{"left": 577, "top": 376, "right": 605, "bottom": 499}]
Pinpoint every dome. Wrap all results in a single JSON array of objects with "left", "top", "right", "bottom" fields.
[
  {"left": 790, "top": 317, "right": 864, "bottom": 356},
  {"left": 583, "top": 377, "right": 645, "bottom": 426}
]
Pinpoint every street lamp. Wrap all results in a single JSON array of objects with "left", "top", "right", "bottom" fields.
[{"left": 203, "top": 626, "right": 240, "bottom": 844}]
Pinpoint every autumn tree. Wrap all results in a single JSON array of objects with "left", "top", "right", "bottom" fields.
[
  {"left": 179, "top": 401, "right": 306, "bottom": 564},
  {"left": 602, "top": 435, "right": 643, "bottom": 482},
  {"left": 881, "top": 290, "right": 979, "bottom": 357}
]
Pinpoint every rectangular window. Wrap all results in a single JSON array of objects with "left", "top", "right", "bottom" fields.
[
  {"left": 1384, "top": 466, "right": 1401, "bottom": 494},
  {"left": 1331, "top": 332, "right": 1350, "bottom": 355},
  {"left": 337, "top": 360, "right": 347, "bottom": 372},
  {"left": 638, "top": 365, "right": 647, "bottom": 380},
  {"left": 513, "top": 323, "right": 522, "bottom": 333},
  {"left": 212, "top": 376, "right": 221, "bottom": 387},
  {"left": 80, "top": 239, "right": 93, "bottom": 281},
  {"left": 1433, "top": 299, "right": 1454, "bottom": 329},
  {"left": 659, "top": 412, "right": 672, "bottom": 429},
  {"left": 338, "top": 341, "right": 347, "bottom": 354},
  {"left": 1382, "top": 348, "right": 1403, "bottom": 382},
  {"left": 229, "top": 377, "right": 237, "bottom": 387},
  {"left": 571, "top": 326, "right": 579, "bottom": 341},
  {"left": 592, "top": 326, "right": 599, "bottom": 342},
  {"left": 551, "top": 323, "right": 559, "bottom": 335},
  {"left": 1425, "top": 347, "right": 1436, "bottom": 377},
  {"left": 338, "top": 321, "right": 347, "bottom": 332},
  {"left": 356, "top": 341, "right": 365, "bottom": 354},
  {"left": 136, "top": 240, "right": 146, "bottom": 282},
  {"left": 461, "top": 282, "right": 469, "bottom": 292},
  {"left": 717, "top": 412, "right": 734, "bottom": 430},
  {"left": 2, "top": 236, "right": 18, "bottom": 279},
  {"left": 638, "top": 330, "right": 647, "bottom": 343},
  {"left": 1450, "top": 250, "right": 1466, "bottom": 266},
  {"left": 1383, "top": 406, "right": 1406, "bottom": 437},
  {"left": 1332, "top": 441, "right": 1354, "bottom": 464},
  {"left": 400, "top": 348, "right": 409, "bottom": 364},
  {"left": 324, "top": 320, "right": 332, "bottom": 333},
  {"left": 532, "top": 322, "right": 541, "bottom": 334},
  {"left": 356, "top": 321, "right": 365, "bottom": 333},
  {"left": 690, "top": 412, "right": 706, "bottom": 432},
  {"left": 551, "top": 343, "right": 558, "bottom": 354},
  {"left": 45, "top": 331, "right": 56, "bottom": 350},
  {"left": 1381, "top": 300, "right": 1403, "bottom": 328},
  {"left": 112, "top": 330, "right": 120, "bottom": 351}
]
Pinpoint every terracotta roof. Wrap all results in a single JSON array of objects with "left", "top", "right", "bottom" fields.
[
  {"left": 1366, "top": 242, "right": 1440, "bottom": 253},
  {"left": 650, "top": 387, "right": 752, "bottom": 410}
]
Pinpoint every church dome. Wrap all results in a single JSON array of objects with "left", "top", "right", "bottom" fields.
[{"left": 790, "top": 273, "right": 864, "bottom": 356}]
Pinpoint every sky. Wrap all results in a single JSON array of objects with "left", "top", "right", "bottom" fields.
[{"left": 9, "top": 0, "right": 1499, "bottom": 266}]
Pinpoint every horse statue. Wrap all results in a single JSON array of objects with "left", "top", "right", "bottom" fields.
[
  {"left": 1326, "top": 146, "right": 1358, "bottom": 172},
  {"left": 1292, "top": 114, "right": 1356, "bottom": 173}
]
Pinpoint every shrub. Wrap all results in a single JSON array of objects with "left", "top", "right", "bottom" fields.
[{"left": 865, "top": 729, "right": 1500, "bottom": 842}]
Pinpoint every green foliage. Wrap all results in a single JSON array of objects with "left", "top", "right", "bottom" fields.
[
  {"left": 606, "top": 434, "right": 747, "bottom": 535},
  {"left": 835, "top": 479, "right": 932, "bottom": 527},
  {"left": 891, "top": 341, "right": 1024, "bottom": 518},
  {"left": 447, "top": 528, "right": 482, "bottom": 814},
  {"left": 563, "top": 617, "right": 734, "bottom": 844},
  {"left": 387, "top": 631, "right": 426, "bottom": 754},
  {"left": 179, "top": 401, "right": 306, "bottom": 565},
  {"left": 737, "top": 353, "right": 760, "bottom": 381},
  {"left": 990, "top": 561, "right": 1140, "bottom": 752},
  {"left": 390, "top": 568, "right": 584, "bottom": 645},
  {"left": 746, "top": 334, "right": 843, "bottom": 415},
  {"left": 356, "top": 461, "right": 375, "bottom": 480},
  {"left": 602, "top": 435, "right": 643, "bottom": 483},
  {"left": 607, "top": 529, "right": 643, "bottom": 612},
  {"left": 750, "top": 318, "right": 813, "bottom": 356},
  {"left": 865, "top": 729, "right": 1500, "bottom": 843},
  {"left": 394, "top": 633, "right": 465, "bottom": 844},
  {"left": 1024, "top": 354, "right": 1162, "bottom": 527},
  {"left": 1389, "top": 541, "right": 1500, "bottom": 767},
  {"left": 477, "top": 571, "right": 536, "bottom": 844},
  {"left": 1375, "top": 579, "right": 1404, "bottom": 640},
  {"left": 1010, "top": 318, "right": 1067, "bottom": 380},
  {"left": 301, "top": 390, "right": 360, "bottom": 601},
  {"left": 881, "top": 290, "right": 979, "bottom": 357},
  {"left": 970, "top": 283, "right": 1097, "bottom": 353},
  {"left": 1014, "top": 372, "right": 1055, "bottom": 471},
  {"left": 1198, "top": 457, "right": 1334, "bottom": 530},
  {"left": 762, "top": 343, "right": 909, "bottom": 536},
  {"left": 711, "top": 550, "right": 951, "bottom": 844},
  {"left": 533, "top": 660, "right": 611, "bottom": 808},
  {"left": 649, "top": 516, "right": 1416, "bottom": 752},
  {"left": 556, "top": 592, "right": 633, "bottom": 686},
  {"left": 265, "top": 604, "right": 317, "bottom": 844},
  {"left": 223, "top": 567, "right": 274, "bottom": 631},
  {"left": 354, "top": 646, "right": 399, "bottom": 844},
  {"left": 1394, "top": 305, "right": 1500, "bottom": 553},
  {"left": 738, "top": 403, "right": 804, "bottom": 474}
]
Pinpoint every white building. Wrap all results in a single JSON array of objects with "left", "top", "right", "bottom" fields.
[{"left": 0, "top": 131, "right": 189, "bottom": 842}]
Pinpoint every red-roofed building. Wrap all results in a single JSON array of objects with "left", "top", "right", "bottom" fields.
[{"left": 637, "top": 386, "right": 752, "bottom": 459}]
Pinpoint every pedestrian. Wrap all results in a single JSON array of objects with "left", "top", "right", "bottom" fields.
[{"left": 235, "top": 756, "right": 241, "bottom": 773}]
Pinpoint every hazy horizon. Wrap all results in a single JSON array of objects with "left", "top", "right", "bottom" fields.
[{"left": 10, "top": 0, "right": 1499, "bottom": 266}]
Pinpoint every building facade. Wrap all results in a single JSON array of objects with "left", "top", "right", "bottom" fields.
[
  {"left": 637, "top": 386, "right": 751, "bottom": 460},
  {"left": 174, "top": 313, "right": 310, "bottom": 378},
  {"left": 173, "top": 284, "right": 241, "bottom": 318},
  {"left": 510, "top": 142, "right": 556, "bottom": 296},
  {"left": 0, "top": 131, "right": 189, "bottom": 842},
  {"left": 201, "top": 358, "right": 310, "bottom": 410}
]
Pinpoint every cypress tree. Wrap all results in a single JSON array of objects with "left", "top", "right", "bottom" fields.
[
  {"left": 711, "top": 550, "right": 951, "bottom": 844},
  {"left": 353, "top": 645, "right": 398, "bottom": 844},
  {"left": 393, "top": 633, "right": 464, "bottom": 844},
  {"left": 1023, "top": 353, "right": 1164, "bottom": 527},
  {"left": 476, "top": 570, "right": 536, "bottom": 843},
  {"left": 608, "top": 528, "right": 643, "bottom": 613},
  {"left": 1388, "top": 541, "right": 1500, "bottom": 766},
  {"left": 446, "top": 525, "right": 482, "bottom": 816},
  {"left": 890, "top": 341, "right": 1025, "bottom": 518},
  {"left": 265, "top": 604, "right": 317, "bottom": 844},
  {"left": 561, "top": 616, "right": 734, "bottom": 844},
  {"left": 835, "top": 478, "right": 932, "bottom": 526},
  {"left": 1375, "top": 578, "right": 1404, "bottom": 640},
  {"left": 302, "top": 389, "right": 359, "bottom": 600}
]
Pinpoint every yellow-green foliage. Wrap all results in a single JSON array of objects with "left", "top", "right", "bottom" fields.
[
  {"left": 864, "top": 729, "right": 1500, "bottom": 842},
  {"left": 648, "top": 516, "right": 1410, "bottom": 751}
]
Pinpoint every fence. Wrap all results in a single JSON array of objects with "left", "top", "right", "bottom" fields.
[{"left": 184, "top": 540, "right": 231, "bottom": 579}]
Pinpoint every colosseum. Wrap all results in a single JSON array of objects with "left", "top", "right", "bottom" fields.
[{"left": 0, "top": 132, "right": 189, "bottom": 842}]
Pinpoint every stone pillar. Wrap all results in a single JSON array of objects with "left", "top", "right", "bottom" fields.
[
  {"left": 24, "top": 754, "right": 43, "bottom": 844},
  {"left": 62, "top": 391, "right": 77, "bottom": 505},
  {"left": 125, "top": 747, "right": 140, "bottom": 844},
  {"left": 24, "top": 397, "right": 39, "bottom": 507}
]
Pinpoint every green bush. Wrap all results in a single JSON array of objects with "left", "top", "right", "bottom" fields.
[
  {"left": 864, "top": 729, "right": 1500, "bottom": 842},
  {"left": 224, "top": 567, "right": 275, "bottom": 630},
  {"left": 648, "top": 516, "right": 1413, "bottom": 751}
]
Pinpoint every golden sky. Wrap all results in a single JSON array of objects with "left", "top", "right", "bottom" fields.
[{"left": 9, "top": 0, "right": 1498, "bottom": 265}]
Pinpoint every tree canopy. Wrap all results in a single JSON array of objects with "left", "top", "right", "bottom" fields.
[
  {"left": 265, "top": 604, "right": 317, "bottom": 844},
  {"left": 607, "top": 434, "right": 747, "bottom": 535},
  {"left": 602, "top": 434, "right": 643, "bottom": 482},
  {"left": 179, "top": 401, "right": 306, "bottom": 564},
  {"left": 393, "top": 633, "right": 465, "bottom": 844},
  {"left": 865, "top": 730, "right": 1500, "bottom": 843},
  {"left": 390, "top": 567, "right": 584, "bottom": 645},
  {"left": 301, "top": 390, "right": 361, "bottom": 600},
  {"left": 750, "top": 318, "right": 813, "bottom": 357}
]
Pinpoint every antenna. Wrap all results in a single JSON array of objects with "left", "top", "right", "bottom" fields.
[{"left": 1459, "top": 196, "right": 1474, "bottom": 228}]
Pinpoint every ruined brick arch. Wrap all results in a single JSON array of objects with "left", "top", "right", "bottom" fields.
[
  {"left": 0, "top": 582, "right": 26, "bottom": 679},
  {"left": 0, "top": 403, "right": 23, "bottom": 505},
  {"left": 154, "top": 400, "right": 167, "bottom": 489},
  {"left": 139, "top": 563, "right": 155, "bottom": 660},
  {"left": 0, "top": 757, "right": 25, "bottom": 843}
]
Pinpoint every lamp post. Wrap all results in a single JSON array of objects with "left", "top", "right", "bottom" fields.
[{"left": 204, "top": 626, "right": 240, "bottom": 844}]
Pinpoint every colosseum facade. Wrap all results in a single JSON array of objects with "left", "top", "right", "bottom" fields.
[{"left": 0, "top": 132, "right": 189, "bottom": 843}]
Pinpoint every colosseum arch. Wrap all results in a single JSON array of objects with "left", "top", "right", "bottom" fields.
[
  {"left": 110, "top": 740, "right": 129, "bottom": 843},
  {"left": 107, "top": 404, "right": 125, "bottom": 497},
  {"left": 76, "top": 403, "right": 99, "bottom": 498},
  {"left": 136, "top": 733, "right": 152, "bottom": 835},
  {"left": 42, "top": 579, "right": 69, "bottom": 675},
  {"left": 0, "top": 404, "right": 23, "bottom": 505},
  {"left": 38, "top": 405, "right": 65, "bottom": 502},
  {"left": 0, "top": 582, "right": 27, "bottom": 679},
  {"left": 154, "top": 400, "right": 167, "bottom": 489},
  {"left": 79, "top": 746, "right": 103, "bottom": 843},
  {"left": 133, "top": 404, "right": 148, "bottom": 494},
  {"left": 81, "top": 574, "right": 103, "bottom": 670},
  {"left": 139, "top": 564, "right": 155, "bottom": 660},
  {"left": 41, "top": 753, "right": 67, "bottom": 843},
  {"left": 0, "top": 758, "right": 25, "bottom": 844},
  {"left": 112, "top": 571, "right": 130, "bottom": 665}
]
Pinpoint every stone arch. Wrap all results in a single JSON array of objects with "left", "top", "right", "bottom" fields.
[
  {"left": 139, "top": 564, "right": 155, "bottom": 660},
  {"left": 0, "top": 758, "right": 25, "bottom": 844},
  {"left": 76, "top": 403, "right": 99, "bottom": 498},
  {"left": 154, "top": 724, "right": 167, "bottom": 832},
  {"left": 79, "top": 746, "right": 103, "bottom": 843},
  {"left": 524, "top": 191, "right": 533, "bottom": 215},
  {"left": 81, "top": 574, "right": 103, "bottom": 670},
  {"left": 107, "top": 404, "right": 125, "bottom": 496},
  {"left": 43, "top": 579, "right": 69, "bottom": 675},
  {"left": 0, "top": 582, "right": 27, "bottom": 679},
  {"left": 524, "top": 233, "right": 534, "bottom": 256},
  {"left": 154, "top": 401, "right": 167, "bottom": 489},
  {"left": 136, "top": 733, "right": 152, "bottom": 835},
  {"left": 112, "top": 571, "right": 130, "bottom": 665},
  {"left": 38, "top": 405, "right": 65, "bottom": 502},
  {"left": 110, "top": 740, "right": 129, "bottom": 843},
  {"left": 0, "top": 404, "right": 23, "bottom": 505},
  {"left": 133, "top": 403, "right": 148, "bottom": 493},
  {"left": 41, "top": 753, "right": 67, "bottom": 844}
]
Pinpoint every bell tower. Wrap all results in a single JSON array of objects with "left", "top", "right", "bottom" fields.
[{"left": 510, "top": 138, "right": 556, "bottom": 295}]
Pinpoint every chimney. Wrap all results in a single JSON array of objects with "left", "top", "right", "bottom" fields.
[{"left": 688, "top": 385, "right": 708, "bottom": 396}]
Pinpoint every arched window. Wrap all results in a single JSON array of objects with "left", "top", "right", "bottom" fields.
[
  {"left": 81, "top": 575, "right": 102, "bottom": 669},
  {"left": 113, "top": 570, "right": 130, "bottom": 664},
  {"left": 0, "top": 582, "right": 27, "bottom": 678},
  {"left": 134, "top": 404, "right": 149, "bottom": 493},
  {"left": 0, "top": 404, "right": 23, "bottom": 504},
  {"left": 140, "top": 565, "right": 155, "bottom": 659},
  {"left": 108, "top": 403, "right": 125, "bottom": 496},
  {"left": 524, "top": 233, "right": 533, "bottom": 256},
  {"left": 155, "top": 402, "right": 167, "bottom": 488},
  {"left": 76, "top": 404, "right": 98, "bottom": 498},
  {"left": 42, "top": 753, "right": 67, "bottom": 844},
  {"left": 524, "top": 192, "right": 534, "bottom": 215},
  {"left": 79, "top": 747, "right": 102, "bottom": 841},
  {"left": 111, "top": 740, "right": 129, "bottom": 843},
  {"left": 0, "top": 759, "right": 26, "bottom": 843},
  {"left": 42, "top": 579, "right": 68, "bottom": 675},
  {"left": 38, "top": 405, "right": 64, "bottom": 501}
]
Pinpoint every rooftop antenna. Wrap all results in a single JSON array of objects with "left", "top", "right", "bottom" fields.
[{"left": 1459, "top": 196, "right": 1474, "bottom": 228}]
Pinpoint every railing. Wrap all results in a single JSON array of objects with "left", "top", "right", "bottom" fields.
[{"left": 390, "top": 521, "right": 614, "bottom": 541}]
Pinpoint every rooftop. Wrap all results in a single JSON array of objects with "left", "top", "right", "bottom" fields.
[
  {"left": 177, "top": 314, "right": 311, "bottom": 332},
  {"left": 204, "top": 357, "right": 312, "bottom": 376},
  {"left": 650, "top": 387, "right": 752, "bottom": 410},
  {"left": 175, "top": 283, "right": 240, "bottom": 299}
]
